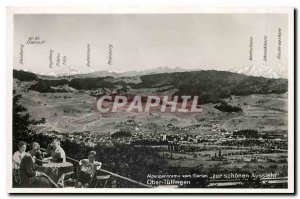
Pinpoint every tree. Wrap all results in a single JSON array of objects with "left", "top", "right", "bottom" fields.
[
  {"left": 214, "top": 101, "right": 243, "bottom": 112},
  {"left": 13, "top": 90, "right": 46, "bottom": 141}
]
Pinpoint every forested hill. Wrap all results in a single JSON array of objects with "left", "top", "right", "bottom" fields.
[
  {"left": 134, "top": 71, "right": 288, "bottom": 102},
  {"left": 13, "top": 69, "right": 288, "bottom": 103}
]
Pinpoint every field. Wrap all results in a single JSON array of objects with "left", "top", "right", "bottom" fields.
[
  {"left": 13, "top": 73, "right": 289, "bottom": 187},
  {"left": 14, "top": 77, "right": 288, "bottom": 136}
]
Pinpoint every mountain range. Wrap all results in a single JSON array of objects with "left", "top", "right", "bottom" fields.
[
  {"left": 30, "top": 64, "right": 285, "bottom": 79},
  {"left": 69, "top": 66, "right": 194, "bottom": 78},
  {"left": 229, "top": 65, "right": 280, "bottom": 79}
]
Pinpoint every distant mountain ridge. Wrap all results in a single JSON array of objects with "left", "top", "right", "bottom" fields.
[
  {"left": 230, "top": 65, "right": 280, "bottom": 79},
  {"left": 21, "top": 65, "right": 287, "bottom": 79},
  {"left": 30, "top": 66, "right": 194, "bottom": 79},
  {"left": 71, "top": 66, "right": 194, "bottom": 78}
]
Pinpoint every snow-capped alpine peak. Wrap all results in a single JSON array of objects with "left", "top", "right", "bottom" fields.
[{"left": 230, "top": 65, "right": 279, "bottom": 79}]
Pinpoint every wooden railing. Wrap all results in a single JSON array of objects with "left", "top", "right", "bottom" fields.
[{"left": 65, "top": 156, "right": 152, "bottom": 188}]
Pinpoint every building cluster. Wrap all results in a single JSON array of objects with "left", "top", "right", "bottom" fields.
[{"left": 41, "top": 119, "right": 287, "bottom": 153}]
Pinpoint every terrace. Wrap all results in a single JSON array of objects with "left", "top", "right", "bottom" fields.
[{"left": 12, "top": 140, "right": 152, "bottom": 188}]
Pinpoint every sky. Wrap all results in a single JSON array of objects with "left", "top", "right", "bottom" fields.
[{"left": 13, "top": 14, "right": 288, "bottom": 76}]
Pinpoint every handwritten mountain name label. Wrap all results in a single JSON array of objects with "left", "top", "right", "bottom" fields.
[{"left": 26, "top": 36, "right": 45, "bottom": 45}]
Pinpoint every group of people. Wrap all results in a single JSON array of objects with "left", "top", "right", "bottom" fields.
[{"left": 12, "top": 138, "right": 102, "bottom": 188}]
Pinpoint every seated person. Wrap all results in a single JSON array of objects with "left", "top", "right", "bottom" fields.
[
  {"left": 12, "top": 141, "right": 27, "bottom": 169},
  {"left": 19, "top": 142, "right": 50, "bottom": 187},
  {"left": 45, "top": 138, "right": 66, "bottom": 163},
  {"left": 77, "top": 151, "right": 102, "bottom": 188},
  {"left": 31, "top": 142, "right": 43, "bottom": 166}
]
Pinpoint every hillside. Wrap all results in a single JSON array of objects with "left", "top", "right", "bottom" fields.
[{"left": 13, "top": 69, "right": 288, "bottom": 103}]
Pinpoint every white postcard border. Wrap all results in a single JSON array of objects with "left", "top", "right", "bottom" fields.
[{"left": 6, "top": 6, "right": 295, "bottom": 194}]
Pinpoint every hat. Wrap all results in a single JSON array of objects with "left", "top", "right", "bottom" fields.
[{"left": 88, "top": 151, "right": 96, "bottom": 156}]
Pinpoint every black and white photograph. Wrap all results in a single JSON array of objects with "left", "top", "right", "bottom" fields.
[{"left": 6, "top": 7, "right": 294, "bottom": 193}]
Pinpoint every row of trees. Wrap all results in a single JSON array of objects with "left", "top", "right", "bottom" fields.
[
  {"left": 214, "top": 101, "right": 243, "bottom": 112},
  {"left": 233, "top": 129, "right": 259, "bottom": 139},
  {"left": 111, "top": 130, "right": 132, "bottom": 138}
]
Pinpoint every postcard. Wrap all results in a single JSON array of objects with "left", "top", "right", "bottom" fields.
[{"left": 6, "top": 7, "right": 294, "bottom": 193}]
